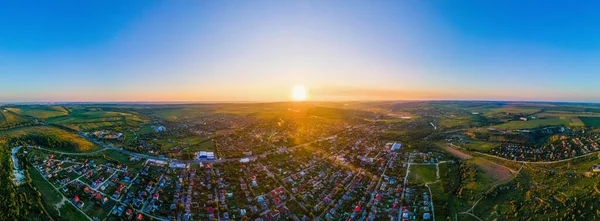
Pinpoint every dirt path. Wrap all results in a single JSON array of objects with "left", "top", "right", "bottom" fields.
[
  {"left": 54, "top": 197, "right": 67, "bottom": 216},
  {"left": 471, "top": 158, "right": 515, "bottom": 182},
  {"left": 442, "top": 145, "right": 472, "bottom": 159}
]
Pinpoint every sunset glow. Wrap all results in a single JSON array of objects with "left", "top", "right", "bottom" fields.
[
  {"left": 0, "top": 1, "right": 599, "bottom": 102},
  {"left": 291, "top": 85, "right": 308, "bottom": 101}
]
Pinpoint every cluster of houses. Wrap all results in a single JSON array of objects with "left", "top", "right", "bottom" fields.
[{"left": 489, "top": 134, "right": 600, "bottom": 161}]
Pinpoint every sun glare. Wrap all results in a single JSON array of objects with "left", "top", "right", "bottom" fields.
[{"left": 291, "top": 85, "right": 308, "bottom": 101}]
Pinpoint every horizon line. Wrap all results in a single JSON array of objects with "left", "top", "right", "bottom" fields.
[{"left": 1, "top": 99, "right": 599, "bottom": 105}]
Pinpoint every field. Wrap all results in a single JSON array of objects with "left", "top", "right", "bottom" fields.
[
  {"left": 451, "top": 157, "right": 512, "bottom": 213},
  {"left": 494, "top": 117, "right": 570, "bottom": 130},
  {"left": 483, "top": 107, "right": 540, "bottom": 116},
  {"left": 28, "top": 167, "right": 62, "bottom": 205},
  {"left": 151, "top": 106, "right": 212, "bottom": 121},
  {"left": 441, "top": 145, "right": 472, "bottom": 159},
  {"left": 1, "top": 126, "right": 101, "bottom": 152},
  {"left": 5, "top": 106, "right": 69, "bottom": 119},
  {"left": 408, "top": 164, "right": 437, "bottom": 184},
  {"left": 581, "top": 117, "right": 600, "bottom": 127},
  {"left": 154, "top": 135, "right": 215, "bottom": 152},
  {"left": 46, "top": 108, "right": 146, "bottom": 131},
  {"left": 468, "top": 158, "right": 514, "bottom": 183},
  {"left": 569, "top": 117, "right": 585, "bottom": 126},
  {"left": 1, "top": 109, "right": 30, "bottom": 124},
  {"left": 149, "top": 103, "right": 368, "bottom": 121},
  {"left": 438, "top": 115, "right": 479, "bottom": 129},
  {"left": 463, "top": 140, "right": 500, "bottom": 152}
]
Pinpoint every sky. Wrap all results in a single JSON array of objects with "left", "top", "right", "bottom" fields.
[{"left": 1, "top": 0, "right": 600, "bottom": 102}]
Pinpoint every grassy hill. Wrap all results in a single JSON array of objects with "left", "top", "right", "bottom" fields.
[{"left": 1, "top": 126, "right": 101, "bottom": 152}]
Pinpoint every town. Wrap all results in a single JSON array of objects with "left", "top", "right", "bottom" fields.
[{"left": 5, "top": 101, "right": 600, "bottom": 221}]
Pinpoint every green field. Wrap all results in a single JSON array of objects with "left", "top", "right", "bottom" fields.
[
  {"left": 154, "top": 135, "right": 215, "bottom": 152},
  {"left": 1, "top": 109, "right": 29, "bottom": 124},
  {"left": 150, "top": 103, "right": 361, "bottom": 121},
  {"left": 138, "top": 125, "right": 156, "bottom": 135},
  {"left": 581, "top": 117, "right": 600, "bottom": 127},
  {"left": 429, "top": 182, "right": 451, "bottom": 220},
  {"left": 463, "top": 141, "right": 501, "bottom": 152},
  {"left": 46, "top": 108, "right": 146, "bottom": 131},
  {"left": 494, "top": 117, "right": 570, "bottom": 130},
  {"left": 438, "top": 115, "right": 479, "bottom": 129},
  {"left": 5, "top": 106, "right": 68, "bottom": 119},
  {"left": 28, "top": 167, "right": 62, "bottom": 204},
  {"left": 481, "top": 107, "right": 541, "bottom": 117},
  {"left": 408, "top": 164, "right": 437, "bottom": 184},
  {"left": 151, "top": 106, "right": 212, "bottom": 121}
]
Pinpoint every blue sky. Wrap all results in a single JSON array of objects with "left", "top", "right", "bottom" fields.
[{"left": 1, "top": 0, "right": 600, "bottom": 102}]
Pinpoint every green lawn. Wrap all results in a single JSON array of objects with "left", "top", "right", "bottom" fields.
[{"left": 408, "top": 164, "right": 437, "bottom": 184}]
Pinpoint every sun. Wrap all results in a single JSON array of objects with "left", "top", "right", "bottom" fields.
[{"left": 291, "top": 85, "right": 308, "bottom": 101}]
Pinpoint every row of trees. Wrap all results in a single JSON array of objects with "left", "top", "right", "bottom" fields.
[{"left": 0, "top": 138, "right": 52, "bottom": 220}]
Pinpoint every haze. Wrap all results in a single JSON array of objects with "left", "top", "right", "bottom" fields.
[{"left": 2, "top": 1, "right": 600, "bottom": 102}]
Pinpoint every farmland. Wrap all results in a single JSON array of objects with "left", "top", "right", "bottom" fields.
[
  {"left": 1, "top": 109, "right": 30, "bottom": 124},
  {"left": 493, "top": 117, "right": 570, "bottom": 129},
  {"left": 5, "top": 106, "right": 69, "bottom": 119},
  {"left": 46, "top": 107, "right": 147, "bottom": 131}
]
